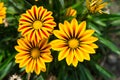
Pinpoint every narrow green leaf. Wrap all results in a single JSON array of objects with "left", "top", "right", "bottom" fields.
[
  {"left": 36, "top": 75, "right": 44, "bottom": 80},
  {"left": 0, "top": 62, "right": 13, "bottom": 80},
  {"left": 88, "top": 22, "right": 102, "bottom": 35},
  {"left": 78, "top": 64, "right": 94, "bottom": 80},
  {"left": 90, "top": 61, "right": 116, "bottom": 80},
  {"left": 59, "top": 0, "right": 64, "bottom": 8},
  {"left": 97, "top": 35, "right": 120, "bottom": 55},
  {"left": 0, "top": 54, "right": 14, "bottom": 71},
  {"left": 111, "top": 19, "right": 120, "bottom": 26}
]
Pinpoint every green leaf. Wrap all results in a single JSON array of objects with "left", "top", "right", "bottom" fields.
[
  {"left": 78, "top": 64, "right": 94, "bottom": 80},
  {"left": 0, "top": 54, "right": 14, "bottom": 71},
  {"left": 90, "top": 61, "right": 115, "bottom": 80},
  {"left": 97, "top": 35, "right": 120, "bottom": 55},
  {"left": 0, "top": 62, "right": 13, "bottom": 80},
  {"left": 88, "top": 22, "right": 102, "bottom": 35},
  {"left": 36, "top": 75, "right": 44, "bottom": 80},
  {"left": 9, "top": 0, "right": 25, "bottom": 10},
  {"left": 96, "top": 14, "right": 120, "bottom": 21},
  {"left": 111, "top": 19, "right": 120, "bottom": 26},
  {"left": 59, "top": 0, "right": 64, "bottom": 8}
]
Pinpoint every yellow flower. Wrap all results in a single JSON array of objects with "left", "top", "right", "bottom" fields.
[
  {"left": 66, "top": 7, "right": 77, "bottom": 17},
  {"left": 86, "top": 0, "right": 108, "bottom": 13},
  {"left": 35, "top": 0, "right": 38, "bottom": 1},
  {"left": 51, "top": 18, "right": 98, "bottom": 67},
  {"left": 0, "top": 2, "right": 6, "bottom": 24},
  {"left": 18, "top": 5, "right": 56, "bottom": 42},
  {"left": 15, "top": 37, "right": 53, "bottom": 75}
]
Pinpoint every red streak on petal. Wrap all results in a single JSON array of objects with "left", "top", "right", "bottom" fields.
[
  {"left": 35, "top": 33, "right": 38, "bottom": 43},
  {"left": 41, "top": 29, "right": 48, "bottom": 38},
  {"left": 43, "top": 25, "right": 53, "bottom": 30},
  {"left": 20, "top": 19, "right": 32, "bottom": 23},
  {"left": 41, "top": 9, "right": 45, "bottom": 19},
  {"left": 71, "top": 11, "right": 75, "bottom": 16},
  {"left": 47, "top": 31, "right": 52, "bottom": 34},
  {"left": 73, "top": 24, "right": 75, "bottom": 37},
  {"left": 22, "top": 28, "right": 32, "bottom": 35},
  {"left": 38, "top": 30, "right": 42, "bottom": 39},
  {"left": 42, "top": 45, "right": 51, "bottom": 50},
  {"left": 19, "top": 26, "right": 28, "bottom": 31},
  {"left": 48, "top": 22, "right": 56, "bottom": 25},
  {"left": 30, "top": 30, "right": 34, "bottom": 40},
  {"left": 45, "top": 12, "right": 51, "bottom": 17},
  {"left": 44, "top": 18, "right": 53, "bottom": 22},
  {"left": 28, "top": 10, "right": 34, "bottom": 20},
  {"left": 38, "top": 7, "right": 42, "bottom": 19},
  {"left": 33, "top": 6, "right": 37, "bottom": 19},
  {"left": 23, "top": 15, "right": 33, "bottom": 22}
]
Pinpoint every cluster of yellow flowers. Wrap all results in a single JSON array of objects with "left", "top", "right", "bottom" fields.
[{"left": 0, "top": 0, "right": 108, "bottom": 75}]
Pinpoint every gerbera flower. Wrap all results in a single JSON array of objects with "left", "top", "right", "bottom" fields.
[
  {"left": 18, "top": 5, "right": 56, "bottom": 42},
  {"left": 86, "top": 0, "right": 108, "bottom": 13},
  {"left": 66, "top": 7, "right": 77, "bottom": 17},
  {"left": 50, "top": 18, "right": 98, "bottom": 67},
  {"left": 15, "top": 37, "right": 53, "bottom": 75},
  {"left": 0, "top": 2, "right": 6, "bottom": 24}
]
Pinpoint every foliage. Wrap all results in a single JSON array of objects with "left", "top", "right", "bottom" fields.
[{"left": 0, "top": 0, "right": 120, "bottom": 80}]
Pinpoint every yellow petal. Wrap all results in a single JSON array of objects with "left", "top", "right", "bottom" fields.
[
  {"left": 17, "top": 38, "right": 30, "bottom": 49},
  {"left": 89, "top": 43, "right": 98, "bottom": 49},
  {"left": 34, "top": 61, "right": 41, "bottom": 75},
  {"left": 77, "top": 21, "right": 86, "bottom": 38},
  {"left": 30, "top": 5, "right": 37, "bottom": 20},
  {"left": 38, "top": 38, "right": 48, "bottom": 48},
  {"left": 15, "top": 52, "right": 29, "bottom": 59},
  {"left": 19, "top": 57, "right": 31, "bottom": 68},
  {"left": 58, "top": 47, "right": 70, "bottom": 61},
  {"left": 66, "top": 49, "right": 74, "bottom": 65},
  {"left": 64, "top": 21, "right": 73, "bottom": 37},
  {"left": 41, "top": 67, "right": 46, "bottom": 72},
  {"left": 50, "top": 39, "right": 67, "bottom": 51},
  {"left": 0, "top": 2, "right": 4, "bottom": 10},
  {"left": 59, "top": 23, "right": 70, "bottom": 38},
  {"left": 53, "top": 30, "right": 68, "bottom": 40},
  {"left": 80, "top": 44, "right": 96, "bottom": 53},
  {"left": 0, "top": 18, "right": 3, "bottom": 24},
  {"left": 21, "top": 13, "right": 33, "bottom": 23},
  {"left": 86, "top": 0, "right": 90, "bottom": 9},
  {"left": 37, "top": 58, "right": 46, "bottom": 69},
  {"left": 74, "top": 48, "right": 84, "bottom": 62},
  {"left": 41, "top": 28, "right": 49, "bottom": 38},
  {"left": 71, "top": 18, "right": 78, "bottom": 37},
  {"left": 41, "top": 53, "right": 53, "bottom": 62},
  {"left": 72, "top": 57, "right": 78, "bottom": 67},
  {"left": 81, "top": 36, "right": 98, "bottom": 44},
  {"left": 41, "top": 9, "right": 47, "bottom": 21},
  {"left": 15, "top": 46, "right": 29, "bottom": 53},
  {"left": 80, "top": 30, "right": 95, "bottom": 41},
  {"left": 95, "top": 2, "right": 108, "bottom": 12},
  {"left": 26, "top": 59, "right": 34, "bottom": 73},
  {"left": 83, "top": 53, "right": 90, "bottom": 60}
]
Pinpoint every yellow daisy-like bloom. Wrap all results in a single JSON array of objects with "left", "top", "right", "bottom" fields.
[
  {"left": 86, "top": 0, "right": 108, "bottom": 13},
  {"left": 15, "top": 37, "right": 53, "bottom": 75},
  {"left": 51, "top": 18, "right": 98, "bottom": 67},
  {"left": 66, "top": 7, "right": 77, "bottom": 17},
  {"left": 18, "top": 5, "right": 56, "bottom": 42},
  {"left": 0, "top": 2, "right": 6, "bottom": 24}
]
